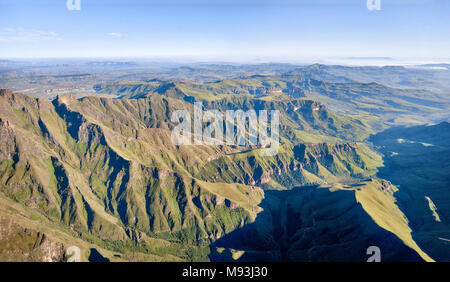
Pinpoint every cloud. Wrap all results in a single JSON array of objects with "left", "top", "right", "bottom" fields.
[
  {"left": 0, "top": 28, "right": 62, "bottom": 42},
  {"left": 107, "top": 33, "right": 122, "bottom": 37}
]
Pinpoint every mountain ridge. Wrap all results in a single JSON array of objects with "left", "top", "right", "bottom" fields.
[{"left": 0, "top": 88, "right": 437, "bottom": 261}]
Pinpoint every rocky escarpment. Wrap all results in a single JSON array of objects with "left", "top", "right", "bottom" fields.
[
  {"left": 0, "top": 89, "right": 429, "bottom": 262},
  {"left": 0, "top": 90, "right": 264, "bottom": 260},
  {"left": 196, "top": 142, "right": 381, "bottom": 189},
  {"left": 0, "top": 216, "right": 65, "bottom": 262}
]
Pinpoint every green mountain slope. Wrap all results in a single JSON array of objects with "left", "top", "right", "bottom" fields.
[
  {"left": 196, "top": 143, "right": 381, "bottom": 189},
  {"left": 371, "top": 122, "right": 450, "bottom": 261},
  {"left": 97, "top": 70, "right": 449, "bottom": 130},
  {"left": 0, "top": 90, "right": 264, "bottom": 261},
  {"left": 0, "top": 89, "right": 434, "bottom": 261},
  {"left": 210, "top": 179, "right": 432, "bottom": 262}
]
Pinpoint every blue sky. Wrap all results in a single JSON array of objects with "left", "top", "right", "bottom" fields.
[{"left": 0, "top": 0, "right": 448, "bottom": 61}]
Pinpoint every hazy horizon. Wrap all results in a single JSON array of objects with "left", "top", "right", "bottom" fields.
[{"left": 2, "top": 55, "right": 450, "bottom": 68}]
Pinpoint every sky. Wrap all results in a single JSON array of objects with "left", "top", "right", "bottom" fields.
[{"left": 0, "top": 0, "right": 449, "bottom": 63}]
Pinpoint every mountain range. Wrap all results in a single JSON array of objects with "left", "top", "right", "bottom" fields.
[{"left": 0, "top": 63, "right": 448, "bottom": 262}]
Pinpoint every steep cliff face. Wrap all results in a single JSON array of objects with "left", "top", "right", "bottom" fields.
[
  {"left": 202, "top": 96, "right": 371, "bottom": 142},
  {"left": 371, "top": 123, "right": 450, "bottom": 261},
  {"left": 0, "top": 216, "right": 65, "bottom": 262},
  {"left": 196, "top": 142, "right": 381, "bottom": 189},
  {"left": 210, "top": 179, "right": 432, "bottom": 262},
  {"left": 0, "top": 90, "right": 431, "bottom": 261},
  {"left": 0, "top": 90, "right": 265, "bottom": 261}
]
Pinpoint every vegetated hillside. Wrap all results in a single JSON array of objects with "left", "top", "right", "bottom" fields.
[
  {"left": 0, "top": 61, "right": 300, "bottom": 99},
  {"left": 97, "top": 70, "right": 449, "bottom": 130},
  {"left": 371, "top": 122, "right": 450, "bottom": 261},
  {"left": 201, "top": 96, "right": 372, "bottom": 142},
  {"left": 64, "top": 86, "right": 374, "bottom": 144},
  {"left": 291, "top": 80, "right": 449, "bottom": 127},
  {"left": 196, "top": 143, "right": 382, "bottom": 189},
  {"left": 0, "top": 89, "right": 434, "bottom": 261},
  {"left": 294, "top": 64, "right": 450, "bottom": 92},
  {"left": 144, "top": 63, "right": 299, "bottom": 83},
  {"left": 210, "top": 179, "right": 432, "bottom": 262},
  {"left": 0, "top": 215, "right": 66, "bottom": 262},
  {"left": 0, "top": 89, "right": 265, "bottom": 261}
]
